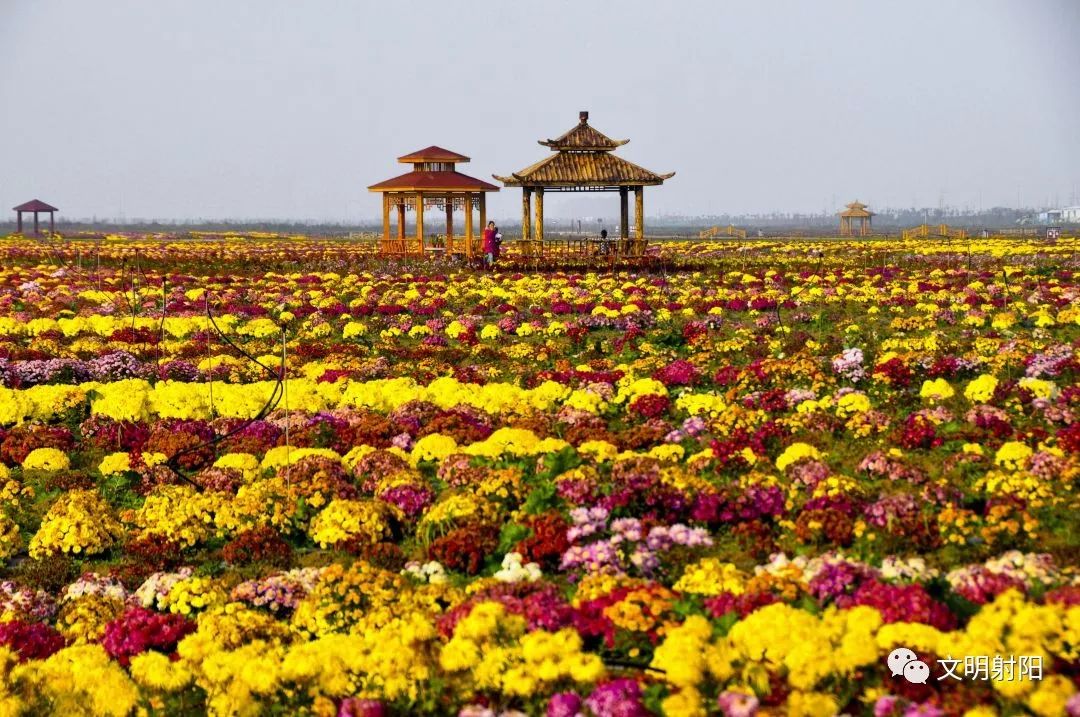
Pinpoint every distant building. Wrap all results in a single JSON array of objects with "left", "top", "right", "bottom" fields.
[{"left": 1035, "top": 206, "right": 1080, "bottom": 224}]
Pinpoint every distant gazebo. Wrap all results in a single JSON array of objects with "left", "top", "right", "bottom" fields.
[
  {"left": 494, "top": 111, "right": 674, "bottom": 252},
  {"left": 368, "top": 147, "right": 499, "bottom": 257},
  {"left": 13, "top": 199, "right": 58, "bottom": 236},
  {"left": 839, "top": 200, "right": 874, "bottom": 237}
]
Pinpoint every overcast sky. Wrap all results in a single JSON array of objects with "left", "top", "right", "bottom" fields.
[{"left": 1, "top": 0, "right": 1078, "bottom": 221}]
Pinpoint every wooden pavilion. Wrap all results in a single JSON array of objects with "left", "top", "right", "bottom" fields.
[
  {"left": 839, "top": 200, "right": 874, "bottom": 237},
  {"left": 368, "top": 147, "right": 499, "bottom": 257},
  {"left": 13, "top": 199, "right": 58, "bottom": 236},
  {"left": 494, "top": 111, "right": 674, "bottom": 256}
]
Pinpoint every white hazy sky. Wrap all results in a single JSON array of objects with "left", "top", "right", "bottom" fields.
[{"left": 1, "top": 0, "right": 1078, "bottom": 222}]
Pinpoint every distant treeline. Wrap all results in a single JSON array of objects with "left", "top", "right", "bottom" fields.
[
  {"left": 651, "top": 206, "right": 1033, "bottom": 231},
  {"left": 0, "top": 206, "right": 1046, "bottom": 236}
]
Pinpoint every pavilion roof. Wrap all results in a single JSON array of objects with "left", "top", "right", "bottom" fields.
[
  {"left": 368, "top": 170, "right": 499, "bottom": 193},
  {"left": 13, "top": 199, "right": 58, "bottom": 212},
  {"left": 397, "top": 146, "right": 471, "bottom": 164},
  {"left": 495, "top": 111, "right": 673, "bottom": 188},
  {"left": 495, "top": 152, "right": 673, "bottom": 187},
  {"left": 539, "top": 112, "right": 628, "bottom": 151},
  {"left": 839, "top": 200, "right": 874, "bottom": 218}
]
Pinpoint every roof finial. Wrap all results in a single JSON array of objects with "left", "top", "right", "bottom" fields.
[{"left": 579, "top": 110, "right": 589, "bottom": 124}]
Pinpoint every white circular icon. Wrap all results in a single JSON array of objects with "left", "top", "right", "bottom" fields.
[{"left": 887, "top": 647, "right": 918, "bottom": 676}]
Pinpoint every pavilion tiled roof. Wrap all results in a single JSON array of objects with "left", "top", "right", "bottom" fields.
[
  {"left": 495, "top": 112, "right": 673, "bottom": 188},
  {"left": 496, "top": 152, "right": 672, "bottom": 187},
  {"left": 539, "top": 114, "right": 628, "bottom": 151},
  {"left": 12, "top": 199, "right": 58, "bottom": 212},
  {"left": 368, "top": 170, "right": 498, "bottom": 193},
  {"left": 839, "top": 200, "right": 874, "bottom": 218},
  {"left": 397, "top": 146, "right": 471, "bottom": 164}
]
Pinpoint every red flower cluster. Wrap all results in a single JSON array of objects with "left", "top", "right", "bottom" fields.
[
  {"left": 102, "top": 606, "right": 195, "bottom": 666},
  {"left": 627, "top": 394, "right": 671, "bottom": 420},
  {"left": 0, "top": 621, "right": 66, "bottom": 662},
  {"left": 222, "top": 526, "right": 293, "bottom": 566},
  {"left": 515, "top": 512, "right": 571, "bottom": 570}
]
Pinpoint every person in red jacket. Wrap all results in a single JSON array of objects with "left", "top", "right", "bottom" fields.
[{"left": 481, "top": 221, "right": 497, "bottom": 268}]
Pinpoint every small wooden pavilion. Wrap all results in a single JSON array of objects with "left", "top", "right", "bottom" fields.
[
  {"left": 839, "top": 200, "right": 874, "bottom": 237},
  {"left": 13, "top": 199, "right": 58, "bottom": 236},
  {"left": 494, "top": 111, "right": 673, "bottom": 255},
  {"left": 368, "top": 147, "right": 499, "bottom": 257}
]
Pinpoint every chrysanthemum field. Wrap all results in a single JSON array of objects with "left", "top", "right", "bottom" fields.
[{"left": 0, "top": 234, "right": 1078, "bottom": 717}]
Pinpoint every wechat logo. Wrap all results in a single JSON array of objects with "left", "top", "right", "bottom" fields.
[{"left": 888, "top": 647, "right": 930, "bottom": 684}]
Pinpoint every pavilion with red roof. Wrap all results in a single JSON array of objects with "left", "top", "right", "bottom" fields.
[
  {"left": 368, "top": 147, "right": 499, "bottom": 257},
  {"left": 13, "top": 199, "right": 58, "bottom": 236}
]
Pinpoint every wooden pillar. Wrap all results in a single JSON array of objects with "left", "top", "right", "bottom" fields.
[
  {"left": 381, "top": 194, "right": 390, "bottom": 245},
  {"left": 534, "top": 187, "right": 544, "bottom": 243},
  {"left": 415, "top": 193, "right": 424, "bottom": 256},
  {"left": 464, "top": 193, "right": 474, "bottom": 258},
  {"left": 619, "top": 187, "right": 629, "bottom": 240},
  {"left": 521, "top": 188, "right": 531, "bottom": 242},
  {"left": 50, "top": 211, "right": 55, "bottom": 236},
  {"left": 33, "top": 212, "right": 39, "bottom": 236},
  {"left": 634, "top": 186, "right": 643, "bottom": 240},
  {"left": 479, "top": 192, "right": 487, "bottom": 237},
  {"left": 445, "top": 194, "right": 454, "bottom": 253},
  {"left": 16, "top": 211, "right": 21, "bottom": 234},
  {"left": 397, "top": 201, "right": 406, "bottom": 242}
]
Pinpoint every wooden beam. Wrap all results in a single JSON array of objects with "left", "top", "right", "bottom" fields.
[
  {"left": 534, "top": 187, "right": 544, "bottom": 243},
  {"left": 382, "top": 194, "right": 390, "bottom": 244},
  {"left": 397, "top": 201, "right": 406, "bottom": 242},
  {"left": 522, "top": 188, "right": 531, "bottom": 241},
  {"left": 464, "top": 193, "right": 474, "bottom": 258},
  {"left": 634, "top": 186, "right": 643, "bottom": 241},
  {"left": 619, "top": 187, "right": 629, "bottom": 240},
  {"left": 415, "top": 193, "right": 424, "bottom": 255},
  {"left": 446, "top": 194, "right": 454, "bottom": 253}
]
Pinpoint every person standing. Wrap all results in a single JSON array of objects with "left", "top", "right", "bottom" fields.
[{"left": 482, "top": 221, "right": 497, "bottom": 268}]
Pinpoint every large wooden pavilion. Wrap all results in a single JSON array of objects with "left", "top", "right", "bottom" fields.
[
  {"left": 494, "top": 112, "right": 673, "bottom": 255},
  {"left": 13, "top": 199, "right": 58, "bottom": 236},
  {"left": 839, "top": 200, "right": 874, "bottom": 237},
  {"left": 368, "top": 147, "right": 499, "bottom": 257}
]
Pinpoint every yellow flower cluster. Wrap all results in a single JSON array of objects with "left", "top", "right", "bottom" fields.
[
  {"left": 290, "top": 562, "right": 459, "bottom": 638},
  {"left": 0, "top": 384, "right": 86, "bottom": 426},
  {"left": 2, "top": 645, "right": 139, "bottom": 717},
  {"left": 308, "top": 499, "right": 395, "bottom": 548},
  {"left": 129, "top": 484, "right": 221, "bottom": 547},
  {"left": 97, "top": 452, "right": 132, "bottom": 476},
  {"left": 57, "top": 595, "right": 125, "bottom": 645},
  {"left": 775, "top": 442, "right": 822, "bottom": 471},
  {"left": 964, "top": 373, "right": 999, "bottom": 403},
  {"left": 919, "top": 378, "right": 954, "bottom": 401},
  {"left": 440, "top": 602, "right": 604, "bottom": 698},
  {"left": 29, "top": 489, "right": 124, "bottom": 558},
  {"left": 417, "top": 493, "right": 483, "bottom": 542},
  {"left": 21, "top": 447, "right": 71, "bottom": 472},
  {"left": 129, "top": 650, "right": 195, "bottom": 693},
  {"left": 213, "top": 452, "right": 261, "bottom": 482},
  {"left": 157, "top": 576, "right": 228, "bottom": 615},
  {"left": 674, "top": 558, "right": 748, "bottom": 596},
  {"left": 0, "top": 514, "right": 22, "bottom": 559},
  {"left": 994, "top": 441, "right": 1033, "bottom": 470}
]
